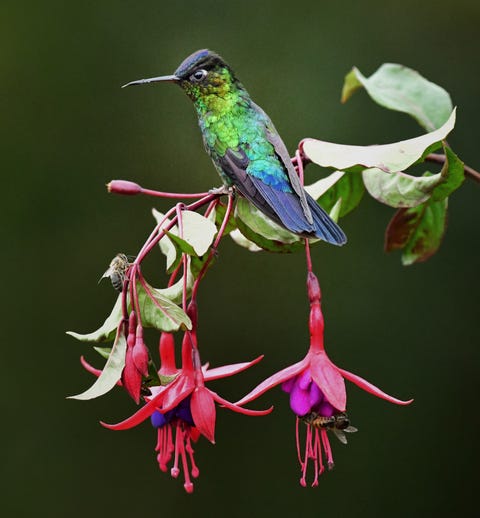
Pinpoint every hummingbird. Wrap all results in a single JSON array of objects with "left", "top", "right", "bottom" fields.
[{"left": 123, "top": 49, "right": 346, "bottom": 245}]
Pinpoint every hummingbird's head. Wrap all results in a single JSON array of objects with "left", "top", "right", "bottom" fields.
[{"left": 123, "top": 49, "right": 242, "bottom": 107}]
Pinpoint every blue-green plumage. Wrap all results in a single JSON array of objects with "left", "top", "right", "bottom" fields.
[{"left": 124, "top": 49, "right": 346, "bottom": 245}]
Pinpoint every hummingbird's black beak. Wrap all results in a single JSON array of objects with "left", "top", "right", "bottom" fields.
[{"left": 121, "top": 75, "right": 179, "bottom": 88}]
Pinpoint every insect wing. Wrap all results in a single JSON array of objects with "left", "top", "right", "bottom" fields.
[{"left": 332, "top": 428, "right": 348, "bottom": 444}]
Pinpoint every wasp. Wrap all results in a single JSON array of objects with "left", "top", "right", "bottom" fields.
[
  {"left": 101, "top": 253, "right": 131, "bottom": 292},
  {"left": 302, "top": 411, "right": 358, "bottom": 444}
]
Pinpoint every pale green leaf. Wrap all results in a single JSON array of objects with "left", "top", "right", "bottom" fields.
[
  {"left": 235, "top": 198, "right": 302, "bottom": 244},
  {"left": 152, "top": 209, "right": 177, "bottom": 271},
  {"left": 430, "top": 147, "right": 465, "bottom": 201},
  {"left": 310, "top": 172, "right": 365, "bottom": 217},
  {"left": 301, "top": 109, "right": 456, "bottom": 173},
  {"left": 137, "top": 280, "right": 192, "bottom": 332},
  {"left": 304, "top": 171, "right": 344, "bottom": 199},
  {"left": 68, "top": 331, "right": 126, "bottom": 400},
  {"left": 342, "top": 64, "right": 453, "bottom": 131},
  {"left": 362, "top": 168, "right": 442, "bottom": 208},
  {"left": 329, "top": 199, "right": 342, "bottom": 222},
  {"left": 67, "top": 295, "right": 122, "bottom": 343},
  {"left": 154, "top": 268, "right": 193, "bottom": 304},
  {"left": 341, "top": 68, "right": 363, "bottom": 104},
  {"left": 230, "top": 229, "right": 262, "bottom": 252}
]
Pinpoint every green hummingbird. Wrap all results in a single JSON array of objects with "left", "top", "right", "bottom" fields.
[{"left": 123, "top": 49, "right": 346, "bottom": 245}]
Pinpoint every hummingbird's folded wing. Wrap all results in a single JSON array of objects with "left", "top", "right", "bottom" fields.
[{"left": 219, "top": 148, "right": 346, "bottom": 244}]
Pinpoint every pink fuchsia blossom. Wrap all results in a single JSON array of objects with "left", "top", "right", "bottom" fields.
[
  {"left": 101, "top": 328, "right": 271, "bottom": 493},
  {"left": 236, "top": 272, "right": 413, "bottom": 487}
]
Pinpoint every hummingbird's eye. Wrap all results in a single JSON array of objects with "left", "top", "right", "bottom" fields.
[{"left": 191, "top": 69, "right": 208, "bottom": 82}]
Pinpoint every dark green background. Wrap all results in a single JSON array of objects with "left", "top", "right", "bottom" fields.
[{"left": 4, "top": 1, "right": 479, "bottom": 516}]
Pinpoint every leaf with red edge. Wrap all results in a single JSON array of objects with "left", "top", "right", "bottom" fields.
[
  {"left": 67, "top": 295, "right": 122, "bottom": 343},
  {"left": 191, "top": 387, "right": 216, "bottom": 443},
  {"left": 385, "top": 198, "right": 448, "bottom": 265},
  {"left": 339, "top": 368, "right": 413, "bottom": 405},
  {"left": 68, "top": 329, "right": 126, "bottom": 400}
]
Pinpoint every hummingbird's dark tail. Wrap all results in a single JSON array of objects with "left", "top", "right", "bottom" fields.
[
  {"left": 305, "top": 192, "right": 347, "bottom": 245},
  {"left": 247, "top": 176, "right": 347, "bottom": 245}
]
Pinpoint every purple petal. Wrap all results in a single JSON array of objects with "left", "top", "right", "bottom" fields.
[
  {"left": 281, "top": 377, "right": 296, "bottom": 393},
  {"left": 317, "top": 401, "right": 336, "bottom": 417},
  {"left": 298, "top": 370, "right": 312, "bottom": 390},
  {"left": 308, "top": 382, "right": 324, "bottom": 407},
  {"left": 289, "top": 380, "right": 312, "bottom": 416}
]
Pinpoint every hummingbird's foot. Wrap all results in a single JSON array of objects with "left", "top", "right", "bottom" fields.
[{"left": 208, "top": 185, "right": 234, "bottom": 196}]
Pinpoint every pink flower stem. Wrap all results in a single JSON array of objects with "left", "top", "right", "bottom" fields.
[
  {"left": 203, "top": 198, "right": 220, "bottom": 219},
  {"left": 136, "top": 270, "right": 182, "bottom": 328},
  {"left": 174, "top": 203, "right": 189, "bottom": 313},
  {"left": 167, "top": 261, "right": 183, "bottom": 287},
  {"left": 134, "top": 192, "right": 219, "bottom": 267},
  {"left": 191, "top": 192, "right": 235, "bottom": 302},
  {"left": 304, "top": 239, "right": 313, "bottom": 274},
  {"left": 294, "top": 149, "right": 305, "bottom": 186},
  {"left": 130, "top": 265, "right": 142, "bottom": 326},
  {"left": 139, "top": 188, "right": 211, "bottom": 199}
]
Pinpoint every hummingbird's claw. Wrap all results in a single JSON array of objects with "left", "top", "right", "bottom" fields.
[{"left": 208, "top": 185, "right": 234, "bottom": 196}]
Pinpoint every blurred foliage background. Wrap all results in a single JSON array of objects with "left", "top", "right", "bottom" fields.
[{"left": 3, "top": 0, "right": 479, "bottom": 516}]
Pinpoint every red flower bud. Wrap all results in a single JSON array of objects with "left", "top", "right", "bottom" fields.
[
  {"left": 107, "top": 180, "right": 142, "bottom": 196},
  {"left": 307, "top": 271, "right": 321, "bottom": 303},
  {"left": 132, "top": 324, "right": 149, "bottom": 377}
]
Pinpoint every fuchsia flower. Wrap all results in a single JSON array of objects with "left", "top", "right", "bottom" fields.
[
  {"left": 100, "top": 305, "right": 271, "bottom": 493},
  {"left": 237, "top": 272, "right": 413, "bottom": 487}
]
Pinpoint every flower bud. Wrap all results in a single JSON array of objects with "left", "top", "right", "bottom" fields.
[
  {"left": 107, "top": 180, "right": 142, "bottom": 195},
  {"left": 307, "top": 271, "right": 321, "bottom": 303},
  {"left": 132, "top": 324, "right": 149, "bottom": 376}
]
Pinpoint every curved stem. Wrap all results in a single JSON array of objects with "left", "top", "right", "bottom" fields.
[
  {"left": 304, "top": 239, "right": 313, "bottom": 274},
  {"left": 425, "top": 153, "right": 480, "bottom": 183},
  {"left": 140, "top": 187, "right": 211, "bottom": 199},
  {"left": 191, "top": 193, "right": 235, "bottom": 301}
]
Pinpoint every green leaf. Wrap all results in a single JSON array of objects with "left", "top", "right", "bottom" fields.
[
  {"left": 304, "top": 171, "right": 344, "bottom": 199},
  {"left": 430, "top": 147, "right": 465, "bottom": 201},
  {"left": 341, "top": 68, "right": 363, "bottom": 104},
  {"left": 153, "top": 209, "right": 217, "bottom": 271},
  {"left": 67, "top": 330, "right": 126, "bottom": 400},
  {"left": 233, "top": 198, "right": 305, "bottom": 252},
  {"left": 306, "top": 171, "right": 365, "bottom": 217},
  {"left": 362, "top": 145, "right": 464, "bottom": 208},
  {"left": 165, "top": 231, "right": 197, "bottom": 256},
  {"left": 342, "top": 64, "right": 453, "bottom": 131},
  {"left": 362, "top": 168, "right": 442, "bottom": 208},
  {"left": 154, "top": 268, "right": 193, "bottom": 304},
  {"left": 235, "top": 198, "right": 302, "bottom": 244},
  {"left": 229, "top": 229, "right": 262, "bottom": 252},
  {"left": 67, "top": 295, "right": 122, "bottom": 343},
  {"left": 385, "top": 198, "right": 448, "bottom": 265},
  {"left": 152, "top": 209, "right": 177, "bottom": 271},
  {"left": 212, "top": 202, "right": 237, "bottom": 235},
  {"left": 329, "top": 198, "right": 342, "bottom": 222},
  {"left": 235, "top": 216, "right": 304, "bottom": 253},
  {"left": 301, "top": 109, "right": 456, "bottom": 173},
  {"left": 136, "top": 280, "right": 192, "bottom": 332}
]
